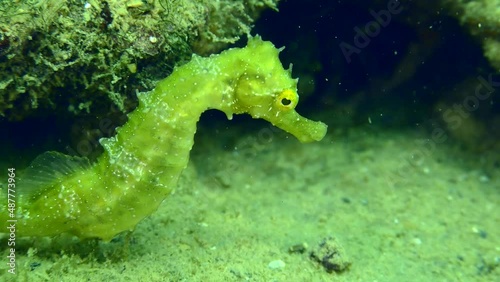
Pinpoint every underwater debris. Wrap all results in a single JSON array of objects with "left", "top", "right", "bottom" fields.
[
  {"left": 310, "top": 236, "right": 351, "bottom": 273},
  {"left": 288, "top": 242, "right": 308, "bottom": 254}
]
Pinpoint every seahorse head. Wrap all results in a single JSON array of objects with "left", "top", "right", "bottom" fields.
[{"left": 231, "top": 36, "right": 327, "bottom": 143}]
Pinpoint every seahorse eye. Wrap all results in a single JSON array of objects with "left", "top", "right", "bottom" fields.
[
  {"left": 276, "top": 89, "right": 298, "bottom": 110},
  {"left": 281, "top": 97, "right": 292, "bottom": 106}
]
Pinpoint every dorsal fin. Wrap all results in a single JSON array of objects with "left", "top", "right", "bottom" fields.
[{"left": 17, "top": 151, "right": 90, "bottom": 200}]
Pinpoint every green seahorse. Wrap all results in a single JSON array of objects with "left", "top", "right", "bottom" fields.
[{"left": 0, "top": 36, "right": 327, "bottom": 241}]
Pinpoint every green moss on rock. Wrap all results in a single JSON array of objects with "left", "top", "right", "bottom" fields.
[
  {"left": 0, "top": 0, "right": 279, "bottom": 121},
  {"left": 444, "top": 0, "right": 500, "bottom": 71}
]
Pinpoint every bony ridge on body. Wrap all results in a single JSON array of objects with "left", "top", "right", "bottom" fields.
[{"left": 0, "top": 35, "right": 327, "bottom": 241}]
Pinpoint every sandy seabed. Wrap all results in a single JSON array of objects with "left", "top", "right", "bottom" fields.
[{"left": 1, "top": 123, "right": 499, "bottom": 282}]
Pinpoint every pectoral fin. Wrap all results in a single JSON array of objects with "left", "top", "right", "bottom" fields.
[{"left": 17, "top": 152, "right": 90, "bottom": 200}]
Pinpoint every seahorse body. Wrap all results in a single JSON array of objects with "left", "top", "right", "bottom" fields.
[{"left": 0, "top": 36, "right": 327, "bottom": 241}]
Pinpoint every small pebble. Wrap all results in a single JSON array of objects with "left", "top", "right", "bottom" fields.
[
  {"left": 473, "top": 226, "right": 488, "bottom": 238},
  {"left": 268, "top": 259, "right": 286, "bottom": 270},
  {"left": 412, "top": 237, "right": 422, "bottom": 245},
  {"left": 478, "top": 175, "right": 489, "bottom": 183}
]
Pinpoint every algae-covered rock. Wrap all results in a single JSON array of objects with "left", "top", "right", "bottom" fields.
[
  {"left": 443, "top": 0, "right": 500, "bottom": 72},
  {"left": 0, "top": 0, "right": 279, "bottom": 121}
]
